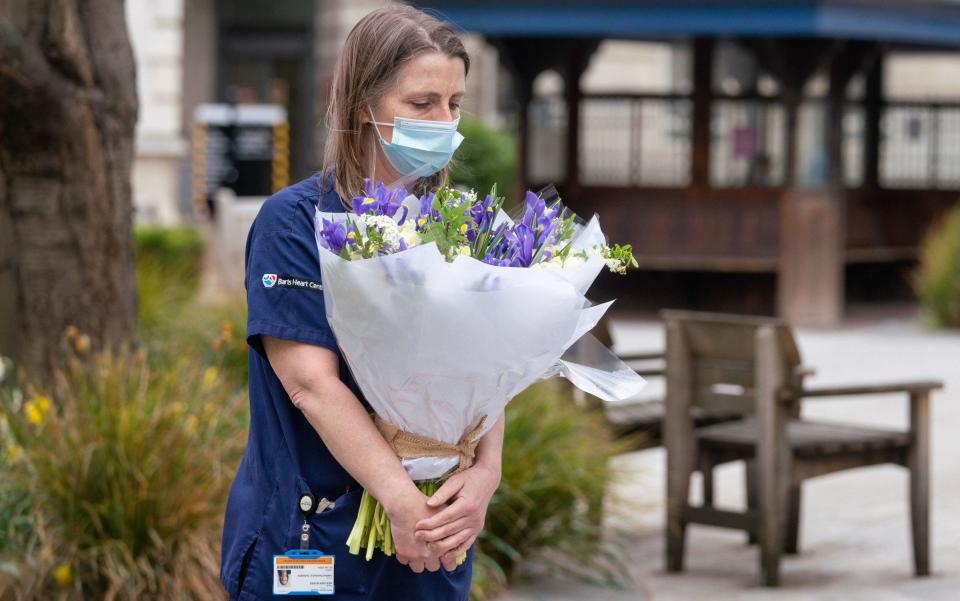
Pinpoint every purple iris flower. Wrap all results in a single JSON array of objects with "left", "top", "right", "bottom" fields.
[
  {"left": 351, "top": 179, "right": 407, "bottom": 217},
  {"left": 481, "top": 252, "right": 521, "bottom": 267},
  {"left": 468, "top": 193, "right": 497, "bottom": 233},
  {"left": 319, "top": 218, "right": 347, "bottom": 254},
  {"left": 419, "top": 191, "right": 434, "bottom": 217},
  {"left": 508, "top": 224, "right": 536, "bottom": 266},
  {"left": 520, "top": 191, "right": 547, "bottom": 229}
]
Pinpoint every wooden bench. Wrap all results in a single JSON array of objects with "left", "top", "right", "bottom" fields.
[
  {"left": 586, "top": 319, "right": 740, "bottom": 449},
  {"left": 660, "top": 309, "right": 943, "bottom": 586}
]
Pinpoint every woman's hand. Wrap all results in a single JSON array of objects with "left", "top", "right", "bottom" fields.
[
  {"left": 385, "top": 489, "right": 444, "bottom": 573},
  {"left": 414, "top": 462, "right": 501, "bottom": 571}
]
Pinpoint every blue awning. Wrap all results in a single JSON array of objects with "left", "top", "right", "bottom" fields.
[{"left": 412, "top": 1, "right": 960, "bottom": 46}]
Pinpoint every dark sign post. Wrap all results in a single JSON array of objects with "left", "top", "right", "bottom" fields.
[{"left": 192, "top": 103, "right": 289, "bottom": 216}]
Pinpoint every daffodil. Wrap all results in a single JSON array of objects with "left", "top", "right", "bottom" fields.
[
  {"left": 202, "top": 366, "right": 219, "bottom": 390},
  {"left": 3, "top": 443, "right": 23, "bottom": 463},
  {"left": 24, "top": 394, "right": 51, "bottom": 425},
  {"left": 53, "top": 563, "right": 72, "bottom": 586}
]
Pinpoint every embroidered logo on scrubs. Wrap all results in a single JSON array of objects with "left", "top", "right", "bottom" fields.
[{"left": 263, "top": 274, "right": 324, "bottom": 293}]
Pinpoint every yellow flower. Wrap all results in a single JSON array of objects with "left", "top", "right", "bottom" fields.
[
  {"left": 24, "top": 395, "right": 51, "bottom": 426},
  {"left": 53, "top": 563, "right": 72, "bottom": 586},
  {"left": 346, "top": 231, "right": 357, "bottom": 241},
  {"left": 202, "top": 367, "right": 219, "bottom": 390},
  {"left": 417, "top": 217, "right": 426, "bottom": 227},
  {"left": 3, "top": 443, "right": 23, "bottom": 464},
  {"left": 361, "top": 196, "right": 376, "bottom": 205},
  {"left": 459, "top": 223, "right": 468, "bottom": 234}
]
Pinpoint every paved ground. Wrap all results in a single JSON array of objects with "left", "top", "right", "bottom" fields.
[{"left": 498, "top": 307, "right": 960, "bottom": 601}]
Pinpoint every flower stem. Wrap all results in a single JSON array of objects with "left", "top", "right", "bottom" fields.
[{"left": 348, "top": 478, "right": 462, "bottom": 562}]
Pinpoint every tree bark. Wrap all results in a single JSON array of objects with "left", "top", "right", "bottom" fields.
[{"left": 0, "top": 0, "right": 138, "bottom": 378}]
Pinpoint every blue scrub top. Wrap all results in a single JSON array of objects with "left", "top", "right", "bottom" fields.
[{"left": 220, "top": 173, "right": 474, "bottom": 600}]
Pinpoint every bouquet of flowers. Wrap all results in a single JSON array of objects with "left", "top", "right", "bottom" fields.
[{"left": 315, "top": 180, "right": 644, "bottom": 563}]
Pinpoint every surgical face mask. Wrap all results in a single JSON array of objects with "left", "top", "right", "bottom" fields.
[{"left": 368, "top": 106, "right": 464, "bottom": 179}]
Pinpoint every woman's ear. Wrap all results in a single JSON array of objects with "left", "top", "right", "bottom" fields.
[{"left": 359, "top": 101, "right": 375, "bottom": 125}]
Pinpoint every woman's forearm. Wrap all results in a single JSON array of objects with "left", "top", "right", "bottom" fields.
[
  {"left": 474, "top": 413, "right": 504, "bottom": 479},
  {"left": 262, "top": 335, "right": 421, "bottom": 516},
  {"left": 295, "top": 376, "right": 423, "bottom": 515}
]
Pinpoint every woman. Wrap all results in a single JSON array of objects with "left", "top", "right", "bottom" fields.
[{"left": 219, "top": 6, "right": 504, "bottom": 600}]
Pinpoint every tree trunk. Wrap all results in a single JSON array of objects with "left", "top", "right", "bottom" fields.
[{"left": 0, "top": 0, "right": 138, "bottom": 378}]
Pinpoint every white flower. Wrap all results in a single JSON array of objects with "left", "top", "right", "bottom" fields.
[
  {"left": 563, "top": 255, "right": 586, "bottom": 270},
  {"left": 398, "top": 222, "right": 421, "bottom": 248},
  {"left": 358, "top": 215, "right": 401, "bottom": 251},
  {"left": 604, "top": 257, "right": 623, "bottom": 272}
]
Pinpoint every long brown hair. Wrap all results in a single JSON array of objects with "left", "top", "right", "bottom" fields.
[{"left": 322, "top": 5, "right": 470, "bottom": 204}]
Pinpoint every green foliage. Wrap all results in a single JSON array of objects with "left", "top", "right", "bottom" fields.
[
  {"left": 0, "top": 339, "right": 247, "bottom": 600},
  {"left": 470, "top": 380, "right": 633, "bottom": 600},
  {"left": 134, "top": 226, "right": 248, "bottom": 385},
  {"left": 134, "top": 226, "right": 206, "bottom": 332},
  {"left": 419, "top": 186, "right": 479, "bottom": 260},
  {"left": 451, "top": 115, "right": 517, "bottom": 199},
  {"left": 0, "top": 226, "right": 247, "bottom": 599},
  {"left": 915, "top": 203, "right": 960, "bottom": 328}
]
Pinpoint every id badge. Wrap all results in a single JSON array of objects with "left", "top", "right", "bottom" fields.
[{"left": 272, "top": 549, "right": 335, "bottom": 595}]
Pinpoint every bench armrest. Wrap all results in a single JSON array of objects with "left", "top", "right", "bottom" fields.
[
  {"left": 780, "top": 380, "right": 943, "bottom": 401},
  {"left": 617, "top": 351, "right": 665, "bottom": 362},
  {"left": 634, "top": 368, "right": 665, "bottom": 377}
]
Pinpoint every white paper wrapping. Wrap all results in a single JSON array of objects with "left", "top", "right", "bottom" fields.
[{"left": 315, "top": 208, "right": 646, "bottom": 480}]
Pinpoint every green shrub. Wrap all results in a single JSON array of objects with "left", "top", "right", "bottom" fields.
[
  {"left": 134, "top": 225, "right": 248, "bottom": 386},
  {"left": 134, "top": 226, "right": 206, "bottom": 331},
  {"left": 471, "top": 380, "right": 633, "bottom": 600},
  {"left": 0, "top": 337, "right": 246, "bottom": 600},
  {"left": 134, "top": 227, "right": 206, "bottom": 276},
  {"left": 915, "top": 203, "right": 960, "bottom": 328},
  {"left": 451, "top": 115, "right": 517, "bottom": 199}
]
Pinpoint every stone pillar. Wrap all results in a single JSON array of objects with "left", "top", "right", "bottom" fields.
[
  {"left": 777, "top": 188, "right": 845, "bottom": 326},
  {"left": 127, "top": 0, "right": 189, "bottom": 225}
]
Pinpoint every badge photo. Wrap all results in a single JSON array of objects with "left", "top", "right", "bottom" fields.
[{"left": 273, "top": 550, "right": 335, "bottom": 595}]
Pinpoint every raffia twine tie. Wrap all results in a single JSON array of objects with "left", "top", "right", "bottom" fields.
[{"left": 374, "top": 414, "right": 488, "bottom": 476}]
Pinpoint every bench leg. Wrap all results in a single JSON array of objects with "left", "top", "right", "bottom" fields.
[
  {"left": 666, "top": 472, "right": 690, "bottom": 572},
  {"left": 758, "top": 483, "right": 787, "bottom": 587},
  {"left": 701, "top": 460, "right": 715, "bottom": 507},
  {"left": 746, "top": 460, "right": 758, "bottom": 545},
  {"left": 909, "top": 391, "right": 931, "bottom": 576},
  {"left": 785, "top": 484, "right": 801, "bottom": 554}
]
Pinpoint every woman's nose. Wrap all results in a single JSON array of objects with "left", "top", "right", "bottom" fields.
[{"left": 430, "top": 105, "right": 455, "bottom": 122}]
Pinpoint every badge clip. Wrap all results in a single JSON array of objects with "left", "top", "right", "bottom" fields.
[{"left": 297, "top": 493, "right": 334, "bottom": 550}]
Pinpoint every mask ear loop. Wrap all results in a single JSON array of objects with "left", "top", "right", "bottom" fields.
[{"left": 367, "top": 105, "right": 393, "bottom": 144}]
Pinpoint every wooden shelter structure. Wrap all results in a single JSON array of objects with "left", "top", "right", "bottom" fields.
[{"left": 415, "top": 0, "right": 960, "bottom": 325}]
